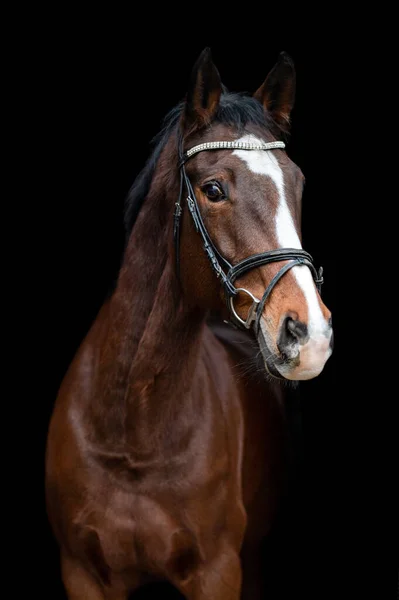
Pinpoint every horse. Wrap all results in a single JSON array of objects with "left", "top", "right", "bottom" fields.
[{"left": 45, "top": 47, "right": 333, "bottom": 599}]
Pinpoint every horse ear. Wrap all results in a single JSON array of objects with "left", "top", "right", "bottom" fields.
[
  {"left": 184, "top": 47, "right": 222, "bottom": 129},
  {"left": 253, "top": 52, "right": 296, "bottom": 130}
]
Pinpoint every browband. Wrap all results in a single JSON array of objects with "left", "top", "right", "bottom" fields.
[{"left": 179, "top": 140, "right": 285, "bottom": 167}]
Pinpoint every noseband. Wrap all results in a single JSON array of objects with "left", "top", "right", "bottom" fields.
[{"left": 174, "top": 138, "right": 324, "bottom": 334}]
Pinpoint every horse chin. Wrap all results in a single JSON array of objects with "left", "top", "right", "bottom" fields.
[{"left": 266, "top": 356, "right": 326, "bottom": 381}]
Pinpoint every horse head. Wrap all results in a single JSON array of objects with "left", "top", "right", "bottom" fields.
[{"left": 175, "top": 48, "right": 333, "bottom": 381}]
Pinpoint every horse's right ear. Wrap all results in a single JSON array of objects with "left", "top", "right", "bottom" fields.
[{"left": 183, "top": 48, "right": 222, "bottom": 130}]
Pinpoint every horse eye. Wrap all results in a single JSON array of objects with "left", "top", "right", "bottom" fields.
[{"left": 202, "top": 182, "right": 225, "bottom": 202}]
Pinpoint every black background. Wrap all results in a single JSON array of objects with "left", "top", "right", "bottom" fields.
[{"left": 24, "top": 15, "right": 394, "bottom": 600}]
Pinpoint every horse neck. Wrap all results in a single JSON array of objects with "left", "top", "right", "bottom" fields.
[{"left": 91, "top": 138, "right": 207, "bottom": 446}]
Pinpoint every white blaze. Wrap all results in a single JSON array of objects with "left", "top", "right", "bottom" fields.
[{"left": 233, "top": 134, "right": 331, "bottom": 379}]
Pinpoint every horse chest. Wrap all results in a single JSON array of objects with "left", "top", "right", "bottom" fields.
[{"left": 76, "top": 446, "right": 246, "bottom": 586}]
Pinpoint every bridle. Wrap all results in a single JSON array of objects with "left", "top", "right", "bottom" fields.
[{"left": 174, "top": 137, "right": 324, "bottom": 335}]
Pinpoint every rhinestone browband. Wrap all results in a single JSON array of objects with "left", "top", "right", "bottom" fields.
[{"left": 179, "top": 140, "right": 285, "bottom": 165}]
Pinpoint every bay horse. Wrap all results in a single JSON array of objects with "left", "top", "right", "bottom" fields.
[{"left": 45, "top": 48, "right": 333, "bottom": 599}]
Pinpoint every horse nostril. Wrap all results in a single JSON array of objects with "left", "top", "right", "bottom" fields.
[
  {"left": 286, "top": 318, "right": 308, "bottom": 343},
  {"left": 277, "top": 316, "right": 308, "bottom": 359}
]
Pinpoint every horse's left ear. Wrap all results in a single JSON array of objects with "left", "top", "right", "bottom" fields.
[
  {"left": 253, "top": 52, "right": 296, "bottom": 130},
  {"left": 183, "top": 47, "right": 222, "bottom": 129}
]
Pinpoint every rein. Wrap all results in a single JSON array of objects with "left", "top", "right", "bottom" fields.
[{"left": 174, "top": 138, "right": 324, "bottom": 335}]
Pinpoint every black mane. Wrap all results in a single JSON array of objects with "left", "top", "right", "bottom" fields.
[{"left": 123, "top": 91, "right": 285, "bottom": 238}]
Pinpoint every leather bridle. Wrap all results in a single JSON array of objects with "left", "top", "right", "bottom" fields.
[{"left": 174, "top": 138, "right": 324, "bottom": 334}]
